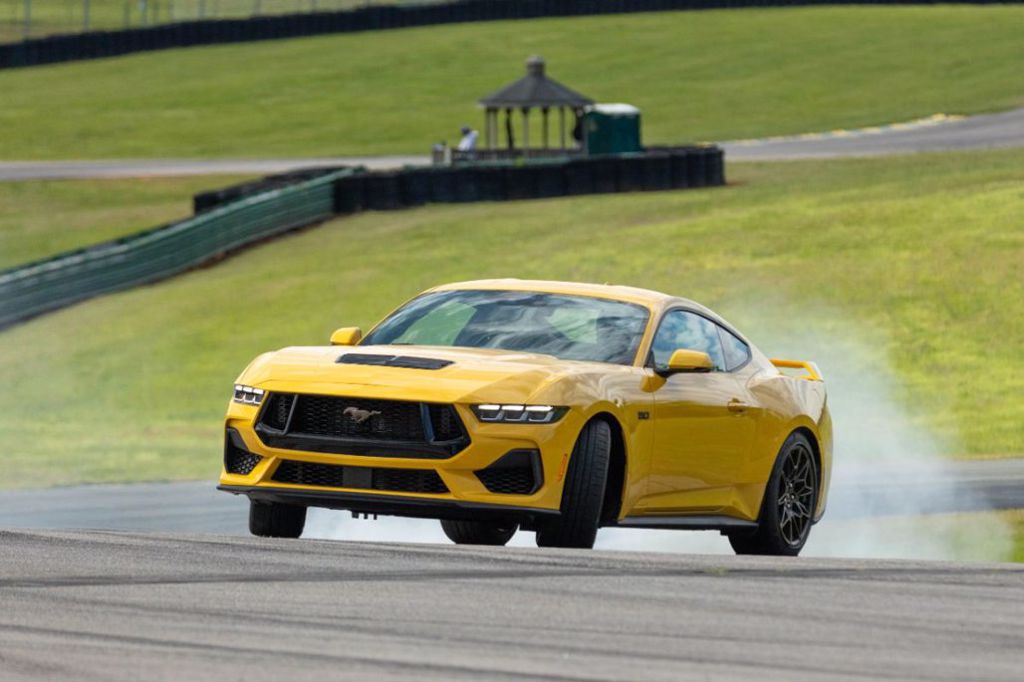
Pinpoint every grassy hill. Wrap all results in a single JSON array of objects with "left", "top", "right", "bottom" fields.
[
  {"left": 1, "top": 6, "right": 1022, "bottom": 160},
  {"left": 0, "top": 149, "right": 1020, "bottom": 488},
  {"left": 0, "top": 175, "right": 249, "bottom": 270}
]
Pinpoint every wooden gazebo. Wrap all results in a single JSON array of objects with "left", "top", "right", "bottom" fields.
[{"left": 478, "top": 55, "right": 594, "bottom": 155}]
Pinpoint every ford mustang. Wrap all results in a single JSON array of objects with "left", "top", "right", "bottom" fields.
[{"left": 219, "top": 279, "right": 832, "bottom": 555}]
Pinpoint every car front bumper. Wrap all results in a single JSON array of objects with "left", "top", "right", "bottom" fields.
[{"left": 219, "top": 398, "right": 583, "bottom": 521}]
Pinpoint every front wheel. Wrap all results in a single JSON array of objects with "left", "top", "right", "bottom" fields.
[
  {"left": 440, "top": 519, "right": 517, "bottom": 546},
  {"left": 535, "top": 419, "right": 612, "bottom": 549},
  {"left": 249, "top": 499, "right": 306, "bottom": 538},
  {"left": 728, "top": 432, "right": 818, "bottom": 556}
]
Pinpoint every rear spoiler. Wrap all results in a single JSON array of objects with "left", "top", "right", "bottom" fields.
[{"left": 770, "top": 358, "right": 823, "bottom": 382}]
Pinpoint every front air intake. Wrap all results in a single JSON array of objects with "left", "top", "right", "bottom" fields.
[
  {"left": 272, "top": 460, "right": 448, "bottom": 494},
  {"left": 224, "top": 428, "right": 263, "bottom": 475},
  {"left": 475, "top": 449, "right": 543, "bottom": 495}
]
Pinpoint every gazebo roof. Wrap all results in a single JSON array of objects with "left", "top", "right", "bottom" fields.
[{"left": 479, "top": 56, "right": 594, "bottom": 109}]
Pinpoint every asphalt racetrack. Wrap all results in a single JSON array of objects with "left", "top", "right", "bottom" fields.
[
  {"left": 2, "top": 529, "right": 1023, "bottom": 682},
  {"left": 2, "top": 460, "right": 1023, "bottom": 679},
  {"left": 0, "top": 108, "right": 1021, "bottom": 181},
  {"left": 722, "top": 108, "right": 1024, "bottom": 160}
]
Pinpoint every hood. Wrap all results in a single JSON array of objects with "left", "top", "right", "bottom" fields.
[{"left": 239, "top": 344, "right": 587, "bottom": 404}]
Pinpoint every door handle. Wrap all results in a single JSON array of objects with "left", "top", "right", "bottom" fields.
[{"left": 727, "top": 399, "right": 749, "bottom": 413}]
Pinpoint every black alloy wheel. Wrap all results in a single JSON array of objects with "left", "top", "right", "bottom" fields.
[
  {"left": 728, "top": 432, "right": 818, "bottom": 556},
  {"left": 776, "top": 440, "right": 816, "bottom": 546}
]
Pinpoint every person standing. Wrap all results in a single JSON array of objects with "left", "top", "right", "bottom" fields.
[{"left": 457, "top": 125, "right": 479, "bottom": 155}]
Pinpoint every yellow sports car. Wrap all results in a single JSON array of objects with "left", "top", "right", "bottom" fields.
[{"left": 220, "top": 279, "right": 831, "bottom": 555}]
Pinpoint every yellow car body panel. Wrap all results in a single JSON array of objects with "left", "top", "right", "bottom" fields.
[{"left": 220, "top": 279, "right": 832, "bottom": 529}]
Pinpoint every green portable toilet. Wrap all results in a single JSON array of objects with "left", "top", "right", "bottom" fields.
[{"left": 584, "top": 104, "right": 642, "bottom": 155}]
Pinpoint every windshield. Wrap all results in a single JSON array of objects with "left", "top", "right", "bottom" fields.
[{"left": 362, "top": 290, "right": 650, "bottom": 365}]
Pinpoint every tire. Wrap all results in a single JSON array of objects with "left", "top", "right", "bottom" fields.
[
  {"left": 249, "top": 499, "right": 307, "bottom": 538},
  {"left": 728, "top": 432, "right": 818, "bottom": 556},
  {"left": 440, "top": 519, "right": 518, "bottom": 546},
  {"left": 536, "top": 419, "right": 612, "bottom": 549}
]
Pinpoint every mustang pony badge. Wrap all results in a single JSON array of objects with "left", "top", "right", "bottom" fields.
[{"left": 343, "top": 406, "right": 381, "bottom": 424}]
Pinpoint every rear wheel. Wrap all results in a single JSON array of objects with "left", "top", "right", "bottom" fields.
[
  {"left": 536, "top": 419, "right": 612, "bottom": 549},
  {"left": 728, "top": 432, "right": 818, "bottom": 556},
  {"left": 249, "top": 499, "right": 306, "bottom": 538},
  {"left": 440, "top": 519, "right": 518, "bottom": 546}
]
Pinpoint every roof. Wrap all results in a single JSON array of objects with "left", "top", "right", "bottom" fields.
[
  {"left": 431, "top": 278, "right": 685, "bottom": 309},
  {"left": 589, "top": 103, "right": 640, "bottom": 116},
  {"left": 479, "top": 56, "right": 594, "bottom": 109}
]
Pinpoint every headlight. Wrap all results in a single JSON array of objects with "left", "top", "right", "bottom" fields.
[
  {"left": 233, "top": 384, "right": 265, "bottom": 405},
  {"left": 471, "top": 404, "right": 568, "bottom": 424}
]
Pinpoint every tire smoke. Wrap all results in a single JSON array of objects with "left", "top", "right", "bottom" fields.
[{"left": 308, "top": 302, "right": 1013, "bottom": 561}]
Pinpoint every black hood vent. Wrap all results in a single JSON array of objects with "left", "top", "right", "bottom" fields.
[{"left": 336, "top": 353, "right": 452, "bottom": 370}]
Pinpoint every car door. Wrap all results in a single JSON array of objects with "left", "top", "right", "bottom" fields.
[{"left": 640, "top": 310, "right": 758, "bottom": 514}]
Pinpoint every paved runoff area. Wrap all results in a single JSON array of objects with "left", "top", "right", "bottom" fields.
[
  {"left": 1, "top": 529, "right": 1023, "bottom": 682},
  {"left": 2, "top": 459, "right": 1022, "bottom": 536}
]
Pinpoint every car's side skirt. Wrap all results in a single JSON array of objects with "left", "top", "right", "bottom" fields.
[
  {"left": 219, "top": 484, "right": 560, "bottom": 525},
  {"left": 612, "top": 515, "right": 758, "bottom": 532}
]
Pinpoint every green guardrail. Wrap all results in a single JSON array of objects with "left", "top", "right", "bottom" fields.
[{"left": 0, "top": 167, "right": 357, "bottom": 329}]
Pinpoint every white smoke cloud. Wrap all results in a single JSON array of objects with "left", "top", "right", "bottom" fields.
[
  {"left": 743, "top": 304, "right": 1014, "bottom": 562},
  {"left": 307, "top": 301, "right": 1013, "bottom": 562}
]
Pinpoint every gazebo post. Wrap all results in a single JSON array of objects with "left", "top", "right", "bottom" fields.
[
  {"left": 505, "top": 108, "right": 515, "bottom": 150},
  {"left": 522, "top": 107, "right": 530, "bottom": 157},
  {"left": 483, "top": 108, "right": 491, "bottom": 150},
  {"left": 542, "top": 106, "right": 549, "bottom": 149},
  {"left": 559, "top": 106, "right": 566, "bottom": 149}
]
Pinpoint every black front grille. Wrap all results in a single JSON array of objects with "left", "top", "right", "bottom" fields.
[
  {"left": 291, "top": 395, "right": 425, "bottom": 441},
  {"left": 475, "top": 449, "right": 542, "bottom": 495},
  {"left": 224, "top": 428, "right": 262, "bottom": 475},
  {"left": 255, "top": 393, "right": 468, "bottom": 459},
  {"left": 272, "top": 460, "right": 448, "bottom": 494}
]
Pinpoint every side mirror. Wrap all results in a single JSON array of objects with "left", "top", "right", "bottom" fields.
[
  {"left": 657, "top": 348, "right": 714, "bottom": 376},
  {"left": 330, "top": 326, "right": 363, "bottom": 346}
]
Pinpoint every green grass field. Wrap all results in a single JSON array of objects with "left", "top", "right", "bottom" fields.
[
  {"left": 1, "top": 6, "right": 1023, "bottom": 160},
  {"left": 0, "top": 149, "right": 1020, "bottom": 489},
  {"left": 0, "top": 175, "right": 249, "bottom": 270}
]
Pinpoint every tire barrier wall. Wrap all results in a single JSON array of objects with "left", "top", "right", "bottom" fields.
[
  {"left": 4, "top": 0, "right": 1017, "bottom": 70},
  {"left": 0, "top": 168, "right": 356, "bottom": 329},
  {"left": 0, "top": 146, "right": 722, "bottom": 329},
  {"left": 333, "top": 147, "right": 723, "bottom": 214}
]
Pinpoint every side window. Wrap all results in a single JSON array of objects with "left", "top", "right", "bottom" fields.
[
  {"left": 718, "top": 326, "right": 751, "bottom": 371},
  {"left": 650, "top": 310, "right": 725, "bottom": 371}
]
